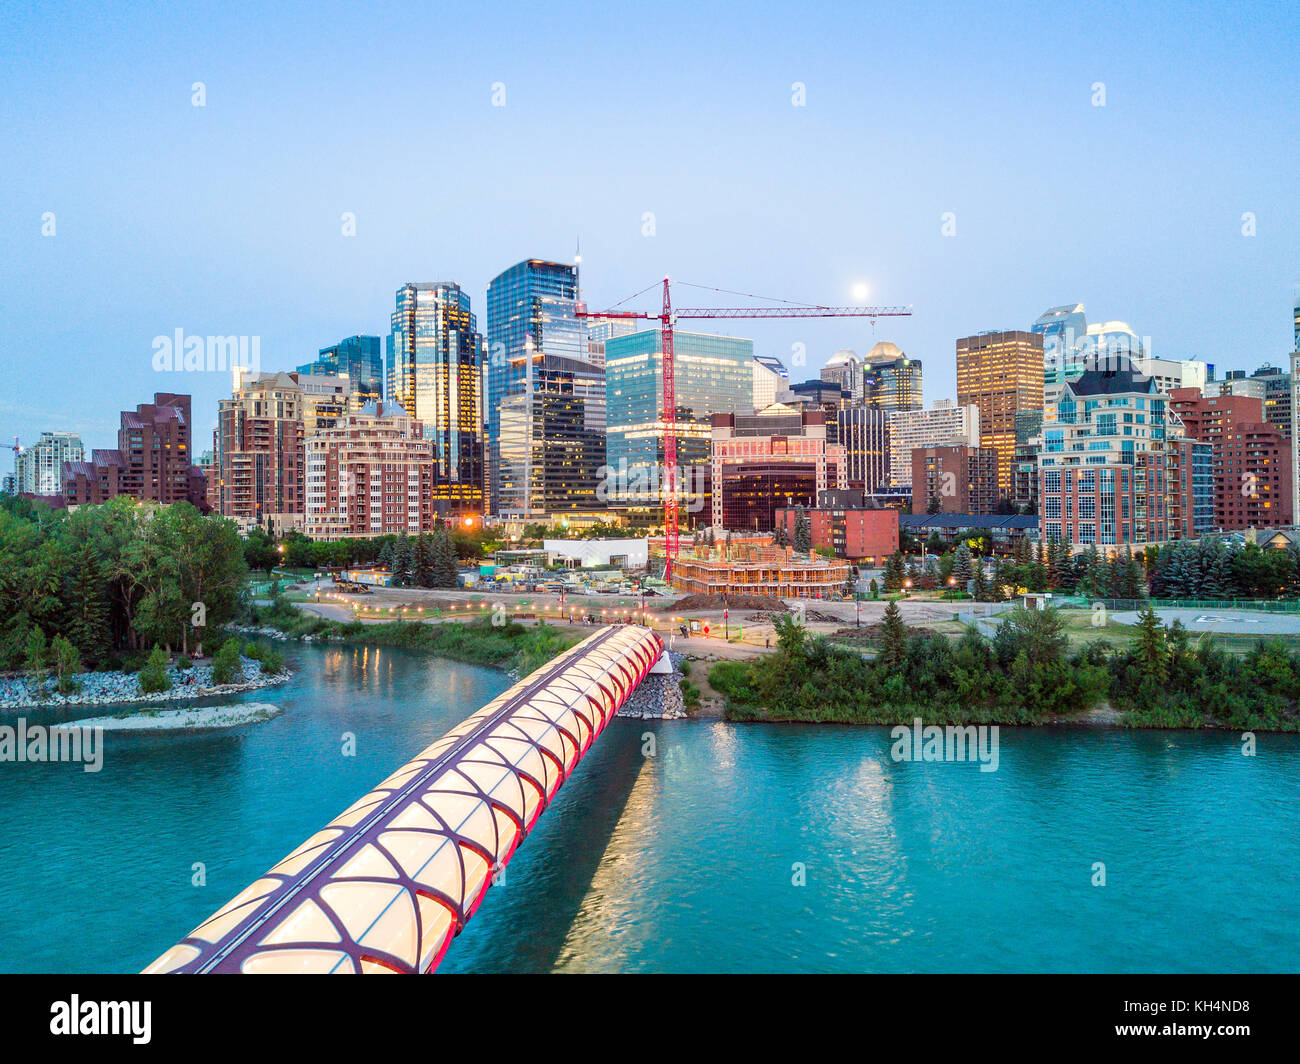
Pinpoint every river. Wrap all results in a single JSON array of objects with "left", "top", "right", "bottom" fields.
[{"left": 0, "top": 641, "right": 1295, "bottom": 973}]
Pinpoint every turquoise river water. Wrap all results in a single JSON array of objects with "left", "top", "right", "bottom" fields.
[{"left": 0, "top": 642, "right": 1296, "bottom": 973}]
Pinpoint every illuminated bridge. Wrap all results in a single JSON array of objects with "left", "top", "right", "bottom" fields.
[{"left": 146, "top": 624, "right": 664, "bottom": 974}]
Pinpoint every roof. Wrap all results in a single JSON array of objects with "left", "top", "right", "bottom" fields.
[
  {"left": 900, "top": 513, "right": 1039, "bottom": 531},
  {"left": 1066, "top": 368, "right": 1157, "bottom": 396}
]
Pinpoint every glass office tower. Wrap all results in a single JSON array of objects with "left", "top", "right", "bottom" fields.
[
  {"left": 388, "top": 282, "right": 485, "bottom": 517},
  {"left": 300, "top": 336, "right": 383, "bottom": 404},
  {"left": 485, "top": 260, "right": 587, "bottom": 513},
  {"left": 605, "top": 328, "right": 753, "bottom": 514}
]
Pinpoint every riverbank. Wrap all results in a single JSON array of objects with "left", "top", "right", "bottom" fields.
[{"left": 0, "top": 656, "right": 289, "bottom": 710}]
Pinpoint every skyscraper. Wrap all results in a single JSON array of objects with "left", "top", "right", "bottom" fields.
[
  {"left": 300, "top": 336, "right": 383, "bottom": 404},
  {"left": 753, "top": 355, "right": 787, "bottom": 409},
  {"left": 605, "top": 328, "right": 753, "bottom": 515},
  {"left": 1032, "top": 303, "right": 1087, "bottom": 397},
  {"left": 861, "top": 342, "right": 922, "bottom": 411},
  {"left": 956, "top": 330, "right": 1044, "bottom": 496},
  {"left": 389, "top": 282, "right": 486, "bottom": 518},
  {"left": 485, "top": 260, "right": 587, "bottom": 513}
]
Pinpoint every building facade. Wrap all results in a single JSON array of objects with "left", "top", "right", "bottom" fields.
[
  {"left": 1039, "top": 370, "right": 1172, "bottom": 547},
  {"left": 861, "top": 342, "right": 922, "bottom": 411},
  {"left": 710, "top": 408, "right": 847, "bottom": 532},
  {"left": 837, "top": 406, "right": 890, "bottom": 494},
  {"left": 957, "top": 329, "right": 1044, "bottom": 500},
  {"left": 775, "top": 494, "right": 899, "bottom": 563},
  {"left": 671, "top": 544, "right": 852, "bottom": 598},
  {"left": 886, "top": 400, "right": 980, "bottom": 488},
  {"left": 1169, "top": 387, "right": 1292, "bottom": 530},
  {"left": 753, "top": 355, "right": 787, "bottom": 409},
  {"left": 304, "top": 404, "right": 437, "bottom": 539},
  {"left": 213, "top": 371, "right": 305, "bottom": 524},
  {"left": 299, "top": 335, "right": 383, "bottom": 404},
  {"left": 64, "top": 393, "right": 205, "bottom": 509},
  {"left": 485, "top": 260, "right": 586, "bottom": 513},
  {"left": 911, "top": 444, "right": 1000, "bottom": 516},
  {"left": 605, "top": 328, "right": 752, "bottom": 515},
  {"left": 16, "top": 431, "right": 83, "bottom": 496},
  {"left": 496, "top": 359, "right": 606, "bottom": 519},
  {"left": 388, "top": 282, "right": 486, "bottom": 518}
]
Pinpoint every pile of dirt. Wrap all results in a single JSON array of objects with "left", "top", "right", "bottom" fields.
[
  {"left": 667, "top": 594, "right": 790, "bottom": 613},
  {"left": 827, "top": 623, "right": 941, "bottom": 645}
]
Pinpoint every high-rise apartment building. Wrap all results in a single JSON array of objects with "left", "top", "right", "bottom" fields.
[
  {"left": 389, "top": 282, "right": 486, "bottom": 518},
  {"left": 213, "top": 371, "right": 305, "bottom": 525},
  {"left": 64, "top": 393, "right": 205, "bottom": 509},
  {"left": 1012, "top": 410, "right": 1044, "bottom": 513},
  {"left": 16, "top": 431, "right": 83, "bottom": 496},
  {"left": 911, "top": 444, "right": 1000, "bottom": 516},
  {"left": 1166, "top": 437, "right": 1215, "bottom": 540},
  {"left": 710, "top": 408, "right": 847, "bottom": 532},
  {"left": 605, "top": 328, "right": 753, "bottom": 514},
  {"left": 1168, "top": 388, "right": 1292, "bottom": 530},
  {"left": 485, "top": 261, "right": 588, "bottom": 514},
  {"left": 299, "top": 336, "right": 383, "bottom": 404},
  {"left": 886, "top": 400, "right": 980, "bottom": 488},
  {"left": 956, "top": 329, "right": 1044, "bottom": 497},
  {"left": 837, "top": 406, "right": 890, "bottom": 494},
  {"left": 861, "top": 342, "right": 922, "bottom": 411},
  {"left": 304, "top": 403, "right": 437, "bottom": 540},
  {"left": 783, "top": 380, "right": 848, "bottom": 443},
  {"left": 1249, "top": 364, "right": 1291, "bottom": 439},
  {"left": 1039, "top": 369, "right": 1172, "bottom": 547}
]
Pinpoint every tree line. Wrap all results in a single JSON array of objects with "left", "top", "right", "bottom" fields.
[
  {"left": 711, "top": 602, "right": 1300, "bottom": 731},
  {"left": 0, "top": 495, "right": 247, "bottom": 671}
]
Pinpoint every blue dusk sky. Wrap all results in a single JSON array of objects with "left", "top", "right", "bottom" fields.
[{"left": 1, "top": 0, "right": 1297, "bottom": 453}]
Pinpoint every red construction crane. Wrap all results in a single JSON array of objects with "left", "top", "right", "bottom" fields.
[{"left": 577, "top": 278, "right": 912, "bottom": 582}]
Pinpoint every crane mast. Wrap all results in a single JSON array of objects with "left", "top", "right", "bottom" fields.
[{"left": 576, "top": 278, "right": 912, "bottom": 583}]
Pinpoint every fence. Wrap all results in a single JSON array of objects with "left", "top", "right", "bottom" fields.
[{"left": 1052, "top": 596, "right": 1300, "bottom": 614}]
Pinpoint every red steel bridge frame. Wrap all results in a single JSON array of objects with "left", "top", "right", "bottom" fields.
[{"left": 147, "top": 625, "right": 663, "bottom": 974}]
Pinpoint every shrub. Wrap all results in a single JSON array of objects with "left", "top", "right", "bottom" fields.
[
  {"left": 52, "top": 635, "right": 83, "bottom": 694},
  {"left": 211, "top": 640, "right": 245, "bottom": 685},
  {"left": 244, "top": 640, "right": 286, "bottom": 675},
  {"left": 138, "top": 645, "right": 172, "bottom": 694},
  {"left": 176, "top": 656, "right": 193, "bottom": 670}
]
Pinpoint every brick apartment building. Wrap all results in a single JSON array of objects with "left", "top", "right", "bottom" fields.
[
  {"left": 911, "top": 444, "right": 1000, "bottom": 515},
  {"left": 774, "top": 489, "right": 899, "bottom": 564},
  {"left": 63, "top": 393, "right": 207, "bottom": 509},
  {"left": 304, "top": 404, "right": 438, "bottom": 539},
  {"left": 1169, "top": 388, "right": 1293, "bottom": 529}
]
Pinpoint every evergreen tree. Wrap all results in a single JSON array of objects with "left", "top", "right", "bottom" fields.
[
  {"left": 953, "top": 541, "right": 974, "bottom": 586},
  {"left": 878, "top": 599, "right": 908, "bottom": 668},
  {"left": 1131, "top": 603, "right": 1168, "bottom": 681},
  {"left": 413, "top": 533, "right": 435, "bottom": 588},
  {"left": 51, "top": 634, "right": 82, "bottom": 694},
  {"left": 433, "top": 528, "right": 459, "bottom": 588},
  {"left": 882, "top": 550, "right": 906, "bottom": 591},
  {"left": 971, "top": 558, "right": 988, "bottom": 601},
  {"left": 390, "top": 534, "right": 413, "bottom": 587},
  {"left": 793, "top": 508, "right": 811, "bottom": 553}
]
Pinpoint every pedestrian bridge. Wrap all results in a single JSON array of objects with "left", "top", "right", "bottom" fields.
[{"left": 145, "top": 624, "right": 664, "bottom": 974}]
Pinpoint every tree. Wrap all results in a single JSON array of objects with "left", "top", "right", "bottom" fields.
[
  {"left": 953, "top": 542, "right": 973, "bottom": 586},
  {"left": 793, "top": 508, "right": 811, "bottom": 554},
  {"left": 211, "top": 639, "right": 244, "bottom": 685},
  {"left": 882, "top": 551, "right": 906, "bottom": 591},
  {"left": 414, "top": 533, "right": 435, "bottom": 588},
  {"left": 432, "top": 528, "right": 459, "bottom": 588},
  {"left": 927, "top": 494, "right": 941, "bottom": 515},
  {"left": 878, "top": 599, "right": 908, "bottom": 668},
  {"left": 138, "top": 645, "right": 172, "bottom": 694},
  {"left": 1131, "top": 603, "right": 1168, "bottom": 681},
  {"left": 51, "top": 635, "right": 82, "bottom": 694},
  {"left": 971, "top": 558, "right": 988, "bottom": 601},
  {"left": 24, "top": 627, "right": 47, "bottom": 679}
]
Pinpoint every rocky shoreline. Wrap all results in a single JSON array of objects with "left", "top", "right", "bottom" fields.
[
  {"left": 617, "top": 651, "right": 687, "bottom": 720},
  {"left": 0, "top": 657, "right": 291, "bottom": 711}
]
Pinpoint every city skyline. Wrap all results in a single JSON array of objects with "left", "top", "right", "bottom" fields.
[{"left": 3, "top": 1, "right": 1298, "bottom": 452}]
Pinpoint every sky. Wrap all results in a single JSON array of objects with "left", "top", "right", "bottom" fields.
[{"left": 1, "top": 0, "right": 1298, "bottom": 455}]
